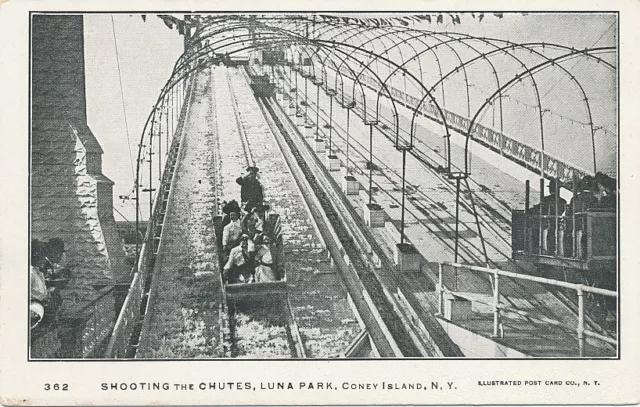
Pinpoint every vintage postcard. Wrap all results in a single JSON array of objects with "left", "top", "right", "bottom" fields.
[{"left": 0, "top": 0, "right": 638, "bottom": 405}]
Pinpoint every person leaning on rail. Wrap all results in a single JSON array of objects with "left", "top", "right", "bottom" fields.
[{"left": 236, "top": 166, "right": 264, "bottom": 213}]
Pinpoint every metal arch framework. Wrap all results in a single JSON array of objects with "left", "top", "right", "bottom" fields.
[
  {"left": 256, "top": 22, "right": 454, "bottom": 151},
  {"left": 175, "top": 15, "right": 617, "bottom": 183},
  {"left": 439, "top": 33, "right": 608, "bottom": 174},
  {"left": 135, "top": 14, "right": 616, "bottom": 264},
  {"left": 464, "top": 47, "right": 615, "bottom": 176}
]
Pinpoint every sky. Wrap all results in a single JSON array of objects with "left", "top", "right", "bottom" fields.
[
  {"left": 81, "top": 13, "right": 617, "bottom": 222},
  {"left": 84, "top": 14, "right": 183, "bottom": 222}
]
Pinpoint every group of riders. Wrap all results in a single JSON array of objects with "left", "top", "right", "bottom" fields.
[
  {"left": 529, "top": 172, "right": 616, "bottom": 258},
  {"left": 221, "top": 165, "right": 278, "bottom": 284},
  {"left": 29, "top": 238, "right": 69, "bottom": 328}
]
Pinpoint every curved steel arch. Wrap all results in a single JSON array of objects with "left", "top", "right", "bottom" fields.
[
  {"left": 441, "top": 33, "right": 610, "bottom": 173},
  {"left": 465, "top": 47, "right": 614, "bottom": 176},
  {"left": 310, "top": 37, "right": 453, "bottom": 150},
  {"left": 428, "top": 39, "right": 614, "bottom": 174}
]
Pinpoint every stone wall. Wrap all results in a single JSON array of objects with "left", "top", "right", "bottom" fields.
[{"left": 30, "top": 14, "right": 126, "bottom": 358}]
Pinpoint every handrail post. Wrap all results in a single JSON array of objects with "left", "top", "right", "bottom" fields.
[
  {"left": 492, "top": 268, "right": 500, "bottom": 338},
  {"left": 437, "top": 263, "right": 444, "bottom": 316},
  {"left": 539, "top": 177, "right": 544, "bottom": 255},
  {"left": 577, "top": 286, "right": 585, "bottom": 357}
]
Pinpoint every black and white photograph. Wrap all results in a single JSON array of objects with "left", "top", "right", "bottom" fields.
[
  {"left": 1, "top": 2, "right": 638, "bottom": 405},
  {"left": 27, "top": 11, "right": 619, "bottom": 360}
]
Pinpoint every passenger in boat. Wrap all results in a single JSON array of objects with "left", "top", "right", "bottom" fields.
[
  {"left": 221, "top": 199, "right": 241, "bottom": 228},
  {"left": 222, "top": 211, "right": 243, "bottom": 252},
  {"left": 243, "top": 203, "right": 270, "bottom": 237},
  {"left": 540, "top": 179, "right": 567, "bottom": 256},
  {"left": 253, "top": 234, "right": 276, "bottom": 283},
  {"left": 236, "top": 166, "right": 264, "bottom": 213},
  {"left": 594, "top": 172, "right": 617, "bottom": 209},
  {"left": 566, "top": 176, "right": 598, "bottom": 258},
  {"left": 223, "top": 235, "right": 253, "bottom": 283}
]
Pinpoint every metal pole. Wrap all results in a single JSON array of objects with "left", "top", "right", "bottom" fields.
[
  {"left": 316, "top": 83, "right": 320, "bottom": 139},
  {"left": 304, "top": 76, "right": 308, "bottom": 120},
  {"left": 346, "top": 108, "right": 350, "bottom": 174},
  {"left": 525, "top": 180, "right": 530, "bottom": 252},
  {"left": 572, "top": 172, "right": 577, "bottom": 258},
  {"left": 400, "top": 149, "right": 407, "bottom": 245},
  {"left": 555, "top": 177, "right": 560, "bottom": 256},
  {"left": 329, "top": 96, "right": 333, "bottom": 152},
  {"left": 165, "top": 104, "right": 170, "bottom": 155},
  {"left": 493, "top": 269, "right": 500, "bottom": 337},
  {"left": 539, "top": 177, "right": 544, "bottom": 255},
  {"left": 577, "top": 287, "right": 585, "bottom": 357},
  {"left": 438, "top": 263, "right": 444, "bottom": 315},
  {"left": 454, "top": 177, "right": 461, "bottom": 263},
  {"left": 591, "top": 128, "right": 597, "bottom": 174},
  {"left": 148, "top": 141, "right": 153, "bottom": 223},
  {"left": 158, "top": 111, "right": 162, "bottom": 183},
  {"left": 465, "top": 178, "right": 489, "bottom": 264},
  {"left": 295, "top": 69, "right": 299, "bottom": 115},
  {"left": 368, "top": 125, "right": 373, "bottom": 205}
]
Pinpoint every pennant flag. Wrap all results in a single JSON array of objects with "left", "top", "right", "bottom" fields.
[
  {"left": 160, "top": 16, "right": 174, "bottom": 30},
  {"left": 437, "top": 14, "right": 443, "bottom": 24},
  {"left": 425, "top": 15, "right": 431, "bottom": 23},
  {"left": 493, "top": 13, "right": 504, "bottom": 18},
  {"left": 453, "top": 15, "right": 461, "bottom": 24},
  {"left": 141, "top": 15, "right": 146, "bottom": 22},
  {"left": 478, "top": 13, "right": 484, "bottom": 22}
]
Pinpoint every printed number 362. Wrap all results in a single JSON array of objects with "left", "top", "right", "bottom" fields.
[{"left": 44, "top": 383, "right": 68, "bottom": 391}]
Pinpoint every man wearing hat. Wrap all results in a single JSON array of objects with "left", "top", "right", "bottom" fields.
[{"left": 236, "top": 166, "right": 264, "bottom": 213}]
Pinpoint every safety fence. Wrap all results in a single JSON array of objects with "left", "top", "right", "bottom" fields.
[{"left": 438, "top": 262, "right": 617, "bottom": 357}]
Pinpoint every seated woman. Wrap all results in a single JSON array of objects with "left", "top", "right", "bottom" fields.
[
  {"left": 222, "top": 211, "right": 243, "bottom": 252},
  {"left": 221, "top": 199, "right": 241, "bottom": 229},
  {"left": 242, "top": 203, "right": 271, "bottom": 237},
  {"left": 253, "top": 234, "right": 277, "bottom": 283}
]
